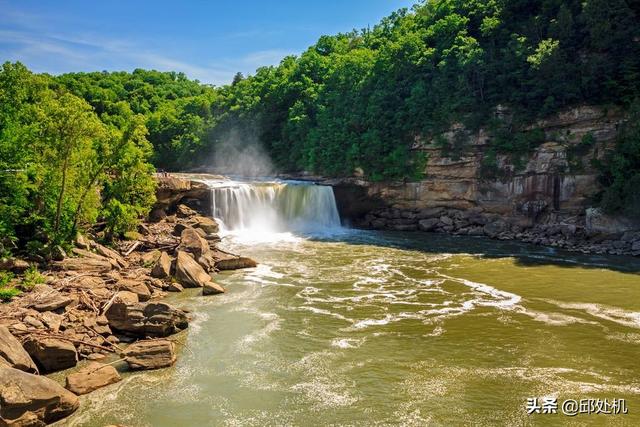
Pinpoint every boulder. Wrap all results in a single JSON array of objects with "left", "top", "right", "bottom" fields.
[
  {"left": 192, "top": 216, "right": 219, "bottom": 234},
  {"left": 112, "top": 290, "right": 139, "bottom": 305},
  {"left": 417, "top": 207, "right": 445, "bottom": 219},
  {"left": 176, "top": 204, "right": 197, "bottom": 218},
  {"left": 203, "top": 282, "right": 226, "bottom": 296},
  {"left": 151, "top": 252, "right": 172, "bottom": 279},
  {"left": 140, "top": 250, "right": 161, "bottom": 266},
  {"left": 22, "top": 337, "right": 77, "bottom": 374},
  {"left": 178, "top": 228, "right": 210, "bottom": 259},
  {"left": 166, "top": 282, "right": 184, "bottom": 293},
  {"left": 149, "top": 207, "right": 167, "bottom": 222},
  {"left": 172, "top": 223, "right": 189, "bottom": 237},
  {"left": 91, "top": 242, "right": 127, "bottom": 268},
  {"left": 26, "top": 284, "right": 74, "bottom": 312},
  {"left": 211, "top": 250, "right": 258, "bottom": 271},
  {"left": 123, "top": 340, "right": 176, "bottom": 370},
  {"left": 65, "top": 362, "right": 121, "bottom": 395},
  {"left": 75, "top": 233, "right": 91, "bottom": 250},
  {"left": 0, "top": 258, "right": 30, "bottom": 273},
  {"left": 585, "top": 208, "right": 640, "bottom": 237},
  {"left": 439, "top": 216, "right": 454, "bottom": 226},
  {"left": 0, "top": 326, "right": 38, "bottom": 374},
  {"left": 105, "top": 301, "right": 188, "bottom": 337},
  {"left": 116, "top": 279, "right": 151, "bottom": 302},
  {"left": 174, "top": 251, "right": 212, "bottom": 288},
  {"left": 0, "top": 366, "right": 79, "bottom": 426},
  {"left": 418, "top": 218, "right": 439, "bottom": 232},
  {"left": 484, "top": 220, "right": 508, "bottom": 238}
]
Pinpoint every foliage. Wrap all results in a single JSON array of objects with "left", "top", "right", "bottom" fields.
[
  {"left": 0, "top": 287, "right": 21, "bottom": 302},
  {"left": 21, "top": 265, "right": 45, "bottom": 290},
  {"left": 3, "top": 0, "right": 640, "bottom": 249},
  {"left": 0, "top": 62, "right": 157, "bottom": 256},
  {"left": 595, "top": 102, "right": 640, "bottom": 218},
  {"left": 0, "top": 271, "right": 19, "bottom": 302}
]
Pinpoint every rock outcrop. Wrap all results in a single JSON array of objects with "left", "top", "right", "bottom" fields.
[
  {"left": 0, "top": 326, "right": 38, "bottom": 374},
  {"left": 174, "top": 251, "right": 212, "bottom": 288},
  {"left": 22, "top": 337, "right": 78, "bottom": 373},
  {"left": 123, "top": 339, "right": 176, "bottom": 370},
  {"left": 105, "top": 301, "right": 188, "bottom": 337},
  {"left": 0, "top": 366, "right": 80, "bottom": 426},
  {"left": 331, "top": 106, "right": 640, "bottom": 256},
  {"left": 151, "top": 252, "right": 172, "bottom": 279},
  {"left": 65, "top": 362, "right": 121, "bottom": 395}
]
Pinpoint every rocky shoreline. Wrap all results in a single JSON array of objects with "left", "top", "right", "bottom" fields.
[
  {"left": 0, "top": 199, "right": 255, "bottom": 426},
  {"left": 351, "top": 205, "right": 640, "bottom": 257}
]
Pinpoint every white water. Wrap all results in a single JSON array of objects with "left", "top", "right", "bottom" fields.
[{"left": 203, "top": 180, "right": 341, "bottom": 237}]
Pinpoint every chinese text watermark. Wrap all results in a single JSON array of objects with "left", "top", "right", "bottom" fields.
[{"left": 527, "top": 397, "right": 628, "bottom": 416}]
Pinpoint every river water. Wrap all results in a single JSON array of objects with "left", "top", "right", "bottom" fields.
[{"left": 65, "top": 182, "right": 640, "bottom": 426}]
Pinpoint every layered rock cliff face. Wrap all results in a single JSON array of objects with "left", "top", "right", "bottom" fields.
[{"left": 330, "top": 106, "right": 640, "bottom": 256}]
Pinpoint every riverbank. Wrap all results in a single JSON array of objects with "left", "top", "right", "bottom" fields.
[{"left": 0, "top": 198, "right": 255, "bottom": 426}]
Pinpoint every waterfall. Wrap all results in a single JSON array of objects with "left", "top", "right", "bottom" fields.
[{"left": 204, "top": 180, "right": 341, "bottom": 233}]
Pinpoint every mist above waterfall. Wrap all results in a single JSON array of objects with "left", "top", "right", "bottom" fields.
[{"left": 210, "top": 129, "right": 274, "bottom": 177}]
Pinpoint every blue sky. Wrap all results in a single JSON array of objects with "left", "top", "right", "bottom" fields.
[{"left": 0, "top": 0, "right": 416, "bottom": 86}]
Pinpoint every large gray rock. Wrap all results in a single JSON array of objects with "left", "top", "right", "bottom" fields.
[
  {"left": 418, "top": 218, "right": 439, "bottom": 232},
  {"left": 0, "top": 326, "right": 38, "bottom": 374},
  {"left": 585, "top": 208, "right": 639, "bottom": 237},
  {"left": 105, "top": 301, "right": 188, "bottom": 337},
  {"left": 123, "top": 339, "right": 176, "bottom": 370},
  {"left": 0, "top": 366, "right": 79, "bottom": 426},
  {"left": 22, "top": 337, "right": 78, "bottom": 373},
  {"left": 65, "top": 362, "right": 121, "bottom": 395},
  {"left": 174, "top": 251, "right": 211, "bottom": 288},
  {"left": 484, "top": 220, "right": 508, "bottom": 238},
  {"left": 151, "top": 252, "right": 172, "bottom": 279}
]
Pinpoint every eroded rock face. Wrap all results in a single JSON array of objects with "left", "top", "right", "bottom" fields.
[
  {"left": 65, "top": 362, "right": 121, "bottom": 395},
  {"left": 22, "top": 337, "right": 78, "bottom": 373},
  {"left": 0, "top": 366, "right": 80, "bottom": 426},
  {"left": 0, "top": 326, "right": 38, "bottom": 374},
  {"left": 123, "top": 340, "right": 176, "bottom": 370},
  {"left": 105, "top": 301, "right": 188, "bottom": 337}
]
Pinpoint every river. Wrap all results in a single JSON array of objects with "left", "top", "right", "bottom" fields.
[{"left": 66, "top": 181, "right": 640, "bottom": 426}]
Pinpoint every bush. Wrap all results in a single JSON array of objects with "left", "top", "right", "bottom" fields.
[{"left": 22, "top": 265, "right": 45, "bottom": 290}]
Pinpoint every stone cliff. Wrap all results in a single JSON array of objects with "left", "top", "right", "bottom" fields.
[{"left": 329, "top": 106, "right": 640, "bottom": 256}]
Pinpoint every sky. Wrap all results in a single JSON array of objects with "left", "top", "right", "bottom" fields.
[{"left": 0, "top": 0, "right": 416, "bottom": 86}]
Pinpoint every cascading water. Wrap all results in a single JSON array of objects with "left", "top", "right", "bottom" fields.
[{"left": 203, "top": 180, "right": 341, "bottom": 233}]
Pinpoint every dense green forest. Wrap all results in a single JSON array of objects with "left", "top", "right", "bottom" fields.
[{"left": 2, "top": 0, "right": 640, "bottom": 256}]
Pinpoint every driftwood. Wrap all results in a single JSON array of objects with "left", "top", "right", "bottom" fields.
[{"left": 123, "top": 241, "right": 142, "bottom": 257}]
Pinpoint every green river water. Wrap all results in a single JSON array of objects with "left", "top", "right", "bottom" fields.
[{"left": 61, "top": 227, "right": 640, "bottom": 426}]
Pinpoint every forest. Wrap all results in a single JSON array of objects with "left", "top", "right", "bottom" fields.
[{"left": 2, "top": 0, "right": 640, "bottom": 257}]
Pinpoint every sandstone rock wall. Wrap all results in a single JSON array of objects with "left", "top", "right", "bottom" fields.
[{"left": 330, "top": 106, "right": 640, "bottom": 255}]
